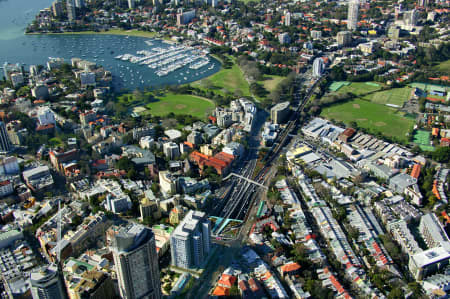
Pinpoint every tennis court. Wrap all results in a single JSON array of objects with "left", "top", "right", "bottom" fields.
[
  {"left": 413, "top": 130, "right": 434, "bottom": 151},
  {"left": 329, "top": 81, "right": 350, "bottom": 92}
]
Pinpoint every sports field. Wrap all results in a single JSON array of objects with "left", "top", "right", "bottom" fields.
[
  {"left": 329, "top": 81, "right": 412, "bottom": 107},
  {"left": 409, "top": 82, "right": 447, "bottom": 93},
  {"left": 369, "top": 87, "right": 413, "bottom": 106},
  {"left": 143, "top": 93, "right": 215, "bottom": 119},
  {"left": 336, "top": 82, "right": 382, "bottom": 95},
  {"left": 320, "top": 98, "right": 414, "bottom": 143}
]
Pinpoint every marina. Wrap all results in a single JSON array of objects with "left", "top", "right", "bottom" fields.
[{"left": 114, "top": 44, "right": 215, "bottom": 79}]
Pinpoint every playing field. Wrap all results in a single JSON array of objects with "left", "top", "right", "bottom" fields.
[
  {"left": 409, "top": 82, "right": 447, "bottom": 93},
  {"left": 369, "top": 87, "right": 413, "bottom": 106},
  {"left": 337, "top": 82, "right": 382, "bottom": 95},
  {"left": 144, "top": 93, "right": 215, "bottom": 119},
  {"left": 329, "top": 81, "right": 412, "bottom": 107},
  {"left": 320, "top": 98, "right": 414, "bottom": 143}
]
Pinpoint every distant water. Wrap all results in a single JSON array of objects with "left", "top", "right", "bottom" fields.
[{"left": 0, "top": 0, "right": 220, "bottom": 90}]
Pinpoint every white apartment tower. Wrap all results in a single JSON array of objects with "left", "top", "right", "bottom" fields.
[
  {"left": 66, "top": 0, "right": 76, "bottom": 21},
  {"left": 284, "top": 12, "right": 291, "bottom": 26},
  {"left": 170, "top": 210, "right": 211, "bottom": 270},
  {"left": 313, "top": 58, "right": 324, "bottom": 77},
  {"left": 347, "top": 0, "right": 359, "bottom": 31}
]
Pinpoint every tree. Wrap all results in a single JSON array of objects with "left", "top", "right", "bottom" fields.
[
  {"left": 16, "top": 86, "right": 31, "bottom": 97},
  {"left": 291, "top": 243, "right": 308, "bottom": 262},
  {"left": 143, "top": 215, "right": 154, "bottom": 226},
  {"left": 116, "top": 157, "right": 134, "bottom": 171},
  {"left": 127, "top": 168, "right": 137, "bottom": 180},
  {"left": 388, "top": 288, "right": 404, "bottom": 299},
  {"left": 72, "top": 215, "right": 82, "bottom": 227},
  {"left": 347, "top": 225, "right": 360, "bottom": 242}
]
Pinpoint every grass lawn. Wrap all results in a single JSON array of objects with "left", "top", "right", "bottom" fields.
[
  {"left": 49, "top": 137, "right": 63, "bottom": 147},
  {"left": 320, "top": 98, "right": 414, "bottom": 143},
  {"left": 434, "top": 60, "right": 450, "bottom": 73},
  {"left": 194, "top": 56, "right": 251, "bottom": 97},
  {"left": 258, "top": 75, "right": 284, "bottom": 92},
  {"left": 143, "top": 93, "right": 215, "bottom": 119},
  {"left": 337, "top": 82, "right": 382, "bottom": 95},
  {"left": 330, "top": 82, "right": 412, "bottom": 107},
  {"left": 368, "top": 87, "right": 413, "bottom": 106}
]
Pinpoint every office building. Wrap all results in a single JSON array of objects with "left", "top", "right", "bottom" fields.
[
  {"left": 270, "top": 102, "right": 290, "bottom": 124},
  {"left": 2, "top": 62, "right": 21, "bottom": 82},
  {"left": 170, "top": 210, "right": 211, "bottom": 270},
  {"left": 30, "top": 264, "right": 67, "bottom": 299},
  {"left": 32, "top": 85, "right": 49, "bottom": 99},
  {"left": 108, "top": 224, "right": 161, "bottom": 299},
  {"left": 409, "top": 242, "right": 450, "bottom": 280},
  {"left": 313, "top": 58, "right": 324, "bottom": 77},
  {"left": 187, "top": 131, "right": 203, "bottom": 145},
  {"left": 337, "top": 31, "right": 352, "bottom": 46},
  {"left": 66, "top": 0, "right": 76, "bottom": 21},
  {"left": 176, "top": 9, "right": 195, "bottom": 25},
  {"left": 128, "top": 0, "right": 135, "bottom": 9},
  {"left": 0, "top": 122, "right": 11, "bottom": 152},
  {"left": 419, "top": 213, "right": 449, "bottom": 249},
  {"left": 311, "top": 30, "right": 322, "bottom": 39},
  {"left": 347, "top": 0, "right": 359, "bottom": 30},
  {"left": 278, "top": 32, "right": 290, "bottom": 44},
  {"left": 0, "top": 180, "right": 13, "bottom": 198},
  {"left": 10, "top": 73, "right": 24, "bottom": 87},
  {"left": 80, "top": 72, "right": 96, "bottom": 86},
  {"left": 388, "top": 27, "right": 401, "bottom": 40},
  {"left": 104, "top": 193, "right": 132, "bottom": 214},
  {"left": 163, "top": 142, "right": 180, "bottom": 160},
  {"left": 159, "top": 171, "right": 177, "bottom": 195},
  {"left": 0, "top": 156, "right": 19, "bottom": 175},
  {"left": 37, "top": 107, "right": 56, "bottom": 126},
  {"left": 404, "top": 9, "right": 419, "bottom": 26}
]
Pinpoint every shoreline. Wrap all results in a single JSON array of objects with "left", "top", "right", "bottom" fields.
[{"left": 25, "top": 28, "right": 161, "bottom": 39}]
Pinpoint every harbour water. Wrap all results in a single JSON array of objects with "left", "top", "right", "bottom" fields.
[{"left": 0, "top": 0, "right": 221, "bottom": 90}]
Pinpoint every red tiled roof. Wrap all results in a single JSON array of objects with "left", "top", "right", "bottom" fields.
[
  {"left": 410, "top": 164, "right": 421, "bottom": 179},
  {"left": 0, "top": 180, "right": 10, "bottom": 187},
  {"left": 212, "top": 286, "right": 229, "bottom": 296},
  {"left": 218, "top": 274, "right": 236, "bottom": 288},
  {"left": 280, "top": 262, "right": 301, "bottom": 274}
]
